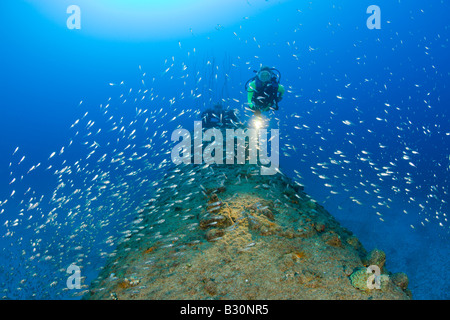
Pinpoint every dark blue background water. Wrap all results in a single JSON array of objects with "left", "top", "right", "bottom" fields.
[{"left": 0, "top": 0, "right": 448, "bottom": 299}]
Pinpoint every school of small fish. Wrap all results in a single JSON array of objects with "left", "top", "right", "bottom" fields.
[{"left": 0, "top": 7, "right": 448, "bottom": 300}]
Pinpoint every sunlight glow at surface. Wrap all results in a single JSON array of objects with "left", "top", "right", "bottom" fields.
[{"left": 27, "top": 0, "right": 289, "bottom": 40}]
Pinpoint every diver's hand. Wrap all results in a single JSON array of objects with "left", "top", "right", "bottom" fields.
[{"left": 254, "top": 109, "right": 261, "bottom": 117}]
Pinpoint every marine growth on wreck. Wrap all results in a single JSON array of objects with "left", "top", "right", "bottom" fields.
[{"left": 85, "top": 126, "right": 412, "bottom": 300}]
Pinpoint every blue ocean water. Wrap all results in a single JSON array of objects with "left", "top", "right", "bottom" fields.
[{"left": 0, "top": 0, "right": 448, "bottom": 299}]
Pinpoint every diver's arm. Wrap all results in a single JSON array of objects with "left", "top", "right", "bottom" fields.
[
  {"left": 272, "top": 84, "right": 285, "bottom": 111},
  {"left": 275, "top": 84, "right": 285, "bottom": 108},
  {"left": 277, "top": 84, "right": 285, "bottom": 98},
  {"left": 247, "top": 81, "right": 256, "bottom": 109}
]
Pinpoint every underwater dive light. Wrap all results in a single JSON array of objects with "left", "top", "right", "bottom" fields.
[{"left": 250, "top": 114, "right": 266, "bottom": 130}]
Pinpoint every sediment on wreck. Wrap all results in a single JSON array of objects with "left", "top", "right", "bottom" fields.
[{"left": 84, "top": 127, "right": 412, "bottom": 300}]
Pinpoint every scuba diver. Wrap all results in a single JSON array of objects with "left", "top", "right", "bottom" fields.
[
  {"left": 245, "top": 66, "right": 285, "bottom": 116},
  {"left": 201, "top": 102, "right": 241, "bottom": 129}
]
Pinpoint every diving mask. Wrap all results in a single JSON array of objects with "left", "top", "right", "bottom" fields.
[{"left": 258, "top": 70, "right": 272, "bottom": 83}]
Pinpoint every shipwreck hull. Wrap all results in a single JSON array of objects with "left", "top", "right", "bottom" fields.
[{"left": 85, "top": 127, "right": 411, "bottom": 300}]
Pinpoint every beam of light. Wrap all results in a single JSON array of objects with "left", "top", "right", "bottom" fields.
[{"left": 250, "top": 114, "right": 267, "bottom": 130}]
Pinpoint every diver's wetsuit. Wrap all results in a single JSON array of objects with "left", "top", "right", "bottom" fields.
[{"left": 247, "top": 78, "right": 285, "bottom": 112}]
